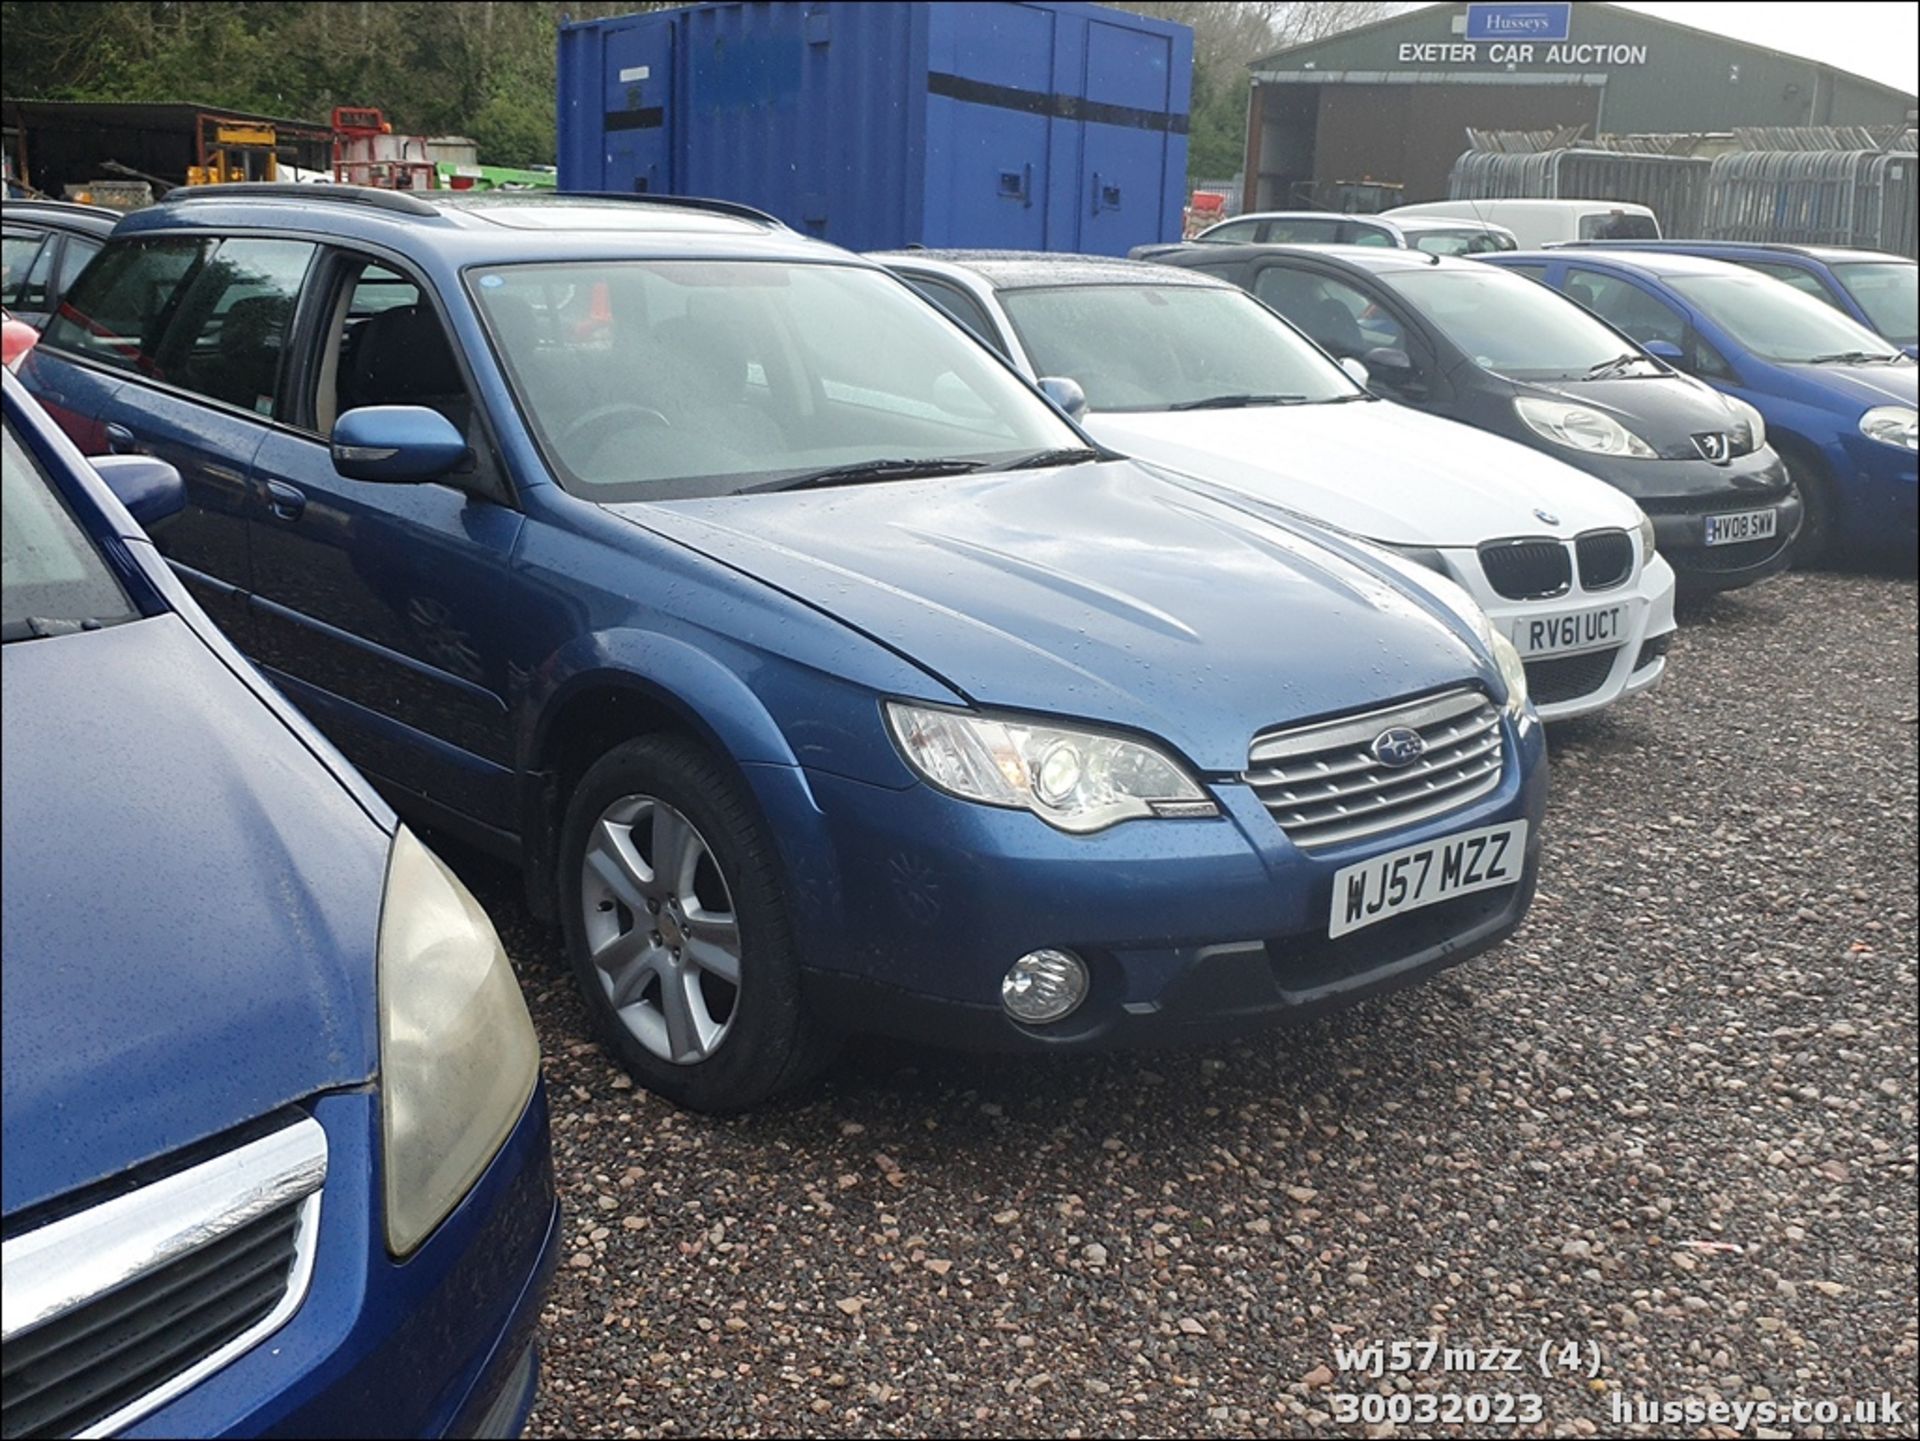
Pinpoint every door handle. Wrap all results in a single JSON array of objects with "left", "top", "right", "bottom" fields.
[
  {"left": 264, "top": 480, "right": 307, "bottom": 521},
  {"left": 104, "top": 423, "right": 141, "bottom": 455},
  {"left": 203, "top": 463, "right": 246, "bottom": 486}
]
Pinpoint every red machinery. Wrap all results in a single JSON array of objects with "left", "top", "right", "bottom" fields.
[{"left": 331, "top": 107, "right": 438, "bottom": 190}]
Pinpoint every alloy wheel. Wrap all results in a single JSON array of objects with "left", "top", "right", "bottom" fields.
[{"left": 579, "top": 794, "right": 741, "bottom": 1064}]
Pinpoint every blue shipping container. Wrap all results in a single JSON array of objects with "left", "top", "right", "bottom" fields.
[{"left": 557, "top": 1, "right": 1193, "bottom": 255}]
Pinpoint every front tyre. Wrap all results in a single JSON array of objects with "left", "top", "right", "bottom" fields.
[
  {"left": 558, "top": 735, "right": 833, "bottom": 1111},
  {"left": 1777, "top": 441, "right": 1833, "bottom": 568}
]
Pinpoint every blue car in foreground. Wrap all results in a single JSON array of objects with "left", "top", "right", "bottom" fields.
[
  {"left": 1483, "top": 249, "right": 1917, "bottom": 563},
  {"left": 22, "top": 185, "right": 1547, "bottom": 1113},
  {"left": 1, "top": 371, "right": 558, "bottom": 1436}
]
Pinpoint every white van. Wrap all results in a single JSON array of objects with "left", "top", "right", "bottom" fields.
[{"left": 1383, "top": 199, "right": 1660, "bottom": 250}]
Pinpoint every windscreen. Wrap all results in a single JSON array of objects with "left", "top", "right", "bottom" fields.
[
  {"left": 1380, "top": 266, "right": 1652, "bottom": 379},
  {"left": 997, "top": 283, "right": 1359, "bottom": 412},
  {"left": 468, "top": 260, "right": 1079, "bottom": 501},
  {"left": 3, "top": 418, "right": 137, "bottom": 642},
  {"left": 1831, "top": 262, "right": 1918, "bottom": 349},
  {"left": 1667, "top": 271, "right": 1904, "bottom": 362}
]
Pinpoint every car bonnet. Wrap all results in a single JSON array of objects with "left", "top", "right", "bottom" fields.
[
  {"left": 2, "top": 614, "right": 385, "bottom": 1217},
  {"left": 611, "top": 460, "right": 1497, "bottom": 774}
]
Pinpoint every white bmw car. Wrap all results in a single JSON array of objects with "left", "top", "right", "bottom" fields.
[{"left": 878, "top": 251, "right": 1678, "bottom": 722}]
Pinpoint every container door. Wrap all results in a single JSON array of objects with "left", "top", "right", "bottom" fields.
[
  {"left": 603, "top": 23, "right": 674, "bottom": 194},
  {"left": 922, "top": 1, "right": 1055, "bottom": 250},
  {"left": 1075, "top": 18, "right": 1180, "bottom": 256}
]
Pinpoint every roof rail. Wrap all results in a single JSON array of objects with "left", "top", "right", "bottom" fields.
[
  {"left": 547, "top": 191, "right": 786, "bottom": 227},
  {"left": 156, "top": 182, "right": 442, "bottom": 217}
]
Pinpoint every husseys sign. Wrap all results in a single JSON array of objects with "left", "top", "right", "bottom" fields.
[{"left": 1393, "top": 3, "right": 1649, "bottom": 68}]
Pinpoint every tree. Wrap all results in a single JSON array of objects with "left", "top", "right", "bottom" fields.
[{"left": 1113, "top": 2, "right": 1410, "bottom": 185}]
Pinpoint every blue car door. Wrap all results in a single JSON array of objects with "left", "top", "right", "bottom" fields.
[
  {"left": 33, "top": 235, "right": 317, "bottom": 645},
  {"left": 245, "top": 250, "right": 526, "bottom": 835}
]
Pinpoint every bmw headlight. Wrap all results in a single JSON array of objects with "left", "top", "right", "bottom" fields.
[
  {"left": 1722, "top": 395, "right": 1767, "bottom": 454},
  {"left": 379, "top": 826, "right": 540, "bottom": 1255},
  {"left": 1860, "top": 405, "right": 1918, "bottom": 452},
  {"left": 1636, "top": 507, "right": 1658, "bottom": 558},
  {"left": 1515, "top": 396, "right": 1657, "bottom": 458},
  {"left": 885, "top": 702, "right": 1217, "bottom": 832}
]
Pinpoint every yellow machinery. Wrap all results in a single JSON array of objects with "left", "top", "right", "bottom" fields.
[{"left": 187, "top": 120, "right": 280, "bottom": 185}]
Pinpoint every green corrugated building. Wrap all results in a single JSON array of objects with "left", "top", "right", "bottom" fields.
[{"left": 1245, "top": 1, "right": 1916, "bottom": 207}]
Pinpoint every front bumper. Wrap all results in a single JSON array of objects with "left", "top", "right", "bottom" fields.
[
  {"left": 1570, "top": 449, "right": 1801, "bottom": 591},
  {"left": 1438, "top": 546, "right": 1678, "bottom": 722},
  {"left": 768, "top": 706, "right": 1548, "bottom": 1053},
  {"left": 128, "top": 1085, "right": 561, "bottom": 1439}
]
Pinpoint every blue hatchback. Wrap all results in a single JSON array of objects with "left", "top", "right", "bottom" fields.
[
  {"left": 22, "top": 185, "right": 1548, "bottom": 1113},
  {"left": 1556, "top": 241, "right": 1917, "bottom": 359},
  {"left": 1, "top": 371, "right": 558, "bottom": 1437},
  {"left": 1482, "top": 249, "right": 1917, "bottom": 563}
]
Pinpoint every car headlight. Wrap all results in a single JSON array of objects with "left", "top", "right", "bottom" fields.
[
  {"left": 1636, "top": 508, "right": 1658, "bottom": 558},
  {"left": 379, "top": 826, "right": 540, "bottom": 1255},
  {"left": 1722, "top": 395, "right": 1766, "bottom": 454},
  {"left": 1515, "top": 396, "right": 1657, "bottom": 458},
  {"left": 884, "top": 701, "right": 1217, "bottom": 832},
  {"left": 1489, "top": 628, "right": 1530, "bottom": 720},
  {"left": 1860, "top": 405, "right": 1918, "bottom": 452}
]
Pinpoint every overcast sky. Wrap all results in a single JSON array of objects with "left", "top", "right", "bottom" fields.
[{"left": 1613, "top": 1, "right": 1919, "bottom": 97}]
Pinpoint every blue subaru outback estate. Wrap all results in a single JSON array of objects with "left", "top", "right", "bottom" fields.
[
  {"left": 2, "top": 370, "right": 557, "bottom": 1436},
  {"left": 22, "top": 186, "right": 1548, "bottom": 1112}
]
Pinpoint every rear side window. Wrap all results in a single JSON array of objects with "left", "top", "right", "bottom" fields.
[
  {"left": 42, "top": 237, "right": 209, "bottom": 376},
  {"left": 3, "top": 231, "right": 55, "bottom": 310},
  {"left": 1199, "top": 218, "right": 1262, "bottom": 244},
  {"left": 1339, "top": 223, "right": 1396, "bottom": 247},
  {"left": 1263, "top": 218, "right": 1342, "bottom": 244},
  {"left": 155, "top": 239, "right": 316, "bottom": 415}
]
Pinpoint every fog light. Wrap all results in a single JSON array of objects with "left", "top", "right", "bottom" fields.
[{"left": 1001, "top": 949, "right": 1089, "bottom": 1024}]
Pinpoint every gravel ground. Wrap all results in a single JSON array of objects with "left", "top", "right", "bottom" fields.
[{"left": 454, "top": 568, "right": 1918, "bottom": 1439}]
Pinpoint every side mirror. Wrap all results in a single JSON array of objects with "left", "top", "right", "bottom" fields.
[
  {"left": 1642, "top": 339, "right": 1686, "bottom": 368},
  {"left": 1036, "top": 375, "right": 1088, "bottom": 422},
  {"left": 331, "top": 405, "right": 469, "bottom": 484},
  {"left": 1338, "top": 356, "right": 1371, "bottom": 389},
  {"left": 90, "top": 455, "right": 185, "bottom": 528}
]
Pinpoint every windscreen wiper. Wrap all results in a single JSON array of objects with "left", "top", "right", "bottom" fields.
[
  {"left": 1, "top": 615, "right": 97, "bottom": 643},
  {"left": 744, "top": 457, "right": 988, "bottom": 494},
  {"left": 1584, "top": 352, "right": 1654, "bottom": 379},
  {"left": 994, "top": 446, "right": 1104, "bottom": 470},
  {"left": 1806, "top": 350, "right": 1900, "bottom": 365},
  {"left": 1166, "top": 393, "right": 1307, "bottom": 411}
]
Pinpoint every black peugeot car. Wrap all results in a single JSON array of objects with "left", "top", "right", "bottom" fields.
[{"left": 1148, "top": 243, "right": 1801, "bottom": 592}]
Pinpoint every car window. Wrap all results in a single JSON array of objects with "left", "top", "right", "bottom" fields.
[
  {"left": 316, "top": 261, "right": 471, "bottom": 439},
  {"left": 1830, "top": 261, "right": 1917, "bottom": 348},
  {"left": 1664, "top": 271, "right": 1901, "bottom": 363},
  {"left": 1578, "top": 211, "right": 1657, "bottom": 240},
  {"left": 900, "top": 275, "right": 1006, "bottom": 355},
  {"left": 4, "top": 231, "right": 53, "bottom": 309},
  {"left": 1341, "top": 223, "right": 1397, "bottom": 248},
  {"left": 1739, "top": 260, "right": 1834, "bottom": 305},
  {"left": 41, "top": 236, "right": 210, "bottom": 376},
  {"left": 1262, "top": 217, "right": 1343, "bottom": 244},
  {"left": 471, "top": 259, "right": 1078, "bottom": 501},
  {"left": 2, "top": 417, "right": 138, "bottom": 641},
  {"left": 1563, "top": 267, "right": 1687, "bottom": 349},
  {"left": 54, "top": 236, "right": 103, "bottom": 297},
  {"left": 1381, "top": 265, "right": 1654, "bottom": 380},
  {"left": 1198, "top": 218, "right": 1261, "bottom": 244},
  {"left": 1500, "top": 262, "right": 1551, "bottom": 282},
  {"left": 153, "top": 239, "right": 316, "bottom": 416},
  {"left": 1250, "top": 266, "right": 1405, "bottom": 360},
  {"left": 998, "top": 282, "right": 1359, "bottom": 412}
]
